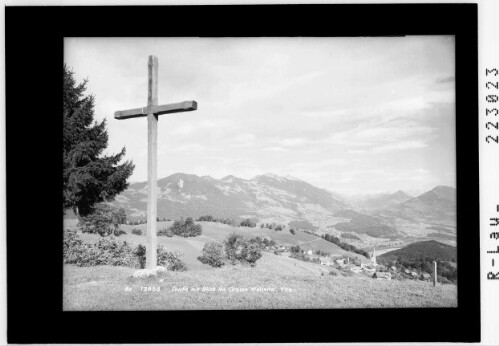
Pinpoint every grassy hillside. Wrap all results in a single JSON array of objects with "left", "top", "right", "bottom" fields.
[
  {"left": 64, "top": 220, "right": 457, "bottom": 310},
  {"left": 63, "top": 264, "right": 457, "bottom": 310},
  {"left": 67, "top": 220, "right": 367, "bottom": 271},
  {"left": 380, "top": 240, "right": 457, "bottom": 262},
  {"left": 333, "top": 210, "right": 398, "bottom": 238}
]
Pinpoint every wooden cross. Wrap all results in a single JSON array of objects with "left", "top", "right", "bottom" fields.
[{"left": 115, "top": 55, "right": 197, "bottom": 270}]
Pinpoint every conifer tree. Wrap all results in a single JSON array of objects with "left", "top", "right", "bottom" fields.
[{"left": 63, "top": 65, "right": 134, "bottom": 217}]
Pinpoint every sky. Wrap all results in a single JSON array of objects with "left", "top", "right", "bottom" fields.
[{"left": 64, "top": 36, "right": 456, "bottom": 195}]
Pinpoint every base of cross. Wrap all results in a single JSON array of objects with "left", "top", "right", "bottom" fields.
[{"left": 132, "top": 266, "right": 168, "bottom": 279}]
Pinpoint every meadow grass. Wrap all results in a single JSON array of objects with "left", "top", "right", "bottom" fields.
[
  {"left": 63, "top": 264, "right": 457, "bottom": 311},
  {"left": 63, "top": 219, "right": 457, "bottom": 310}
]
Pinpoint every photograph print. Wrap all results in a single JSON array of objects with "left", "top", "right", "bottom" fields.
[{"left": 63, "top": 36, "right": 457, "bottom": 311}]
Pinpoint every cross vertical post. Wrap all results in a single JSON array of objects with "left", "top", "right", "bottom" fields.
[
  {"left": 146, "top": 56, "right": 158, "bottom": 269},
  {"left": 433, "top": 260, "right": 437, "bottom": 287},
  {"left": 114, "top": 55, "right": 198, "bottom": 273}
]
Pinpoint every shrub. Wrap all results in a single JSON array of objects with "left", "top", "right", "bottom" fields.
[
  {"left": 290, "top": 251, "right": 310, "bottom": 262},
  {"left": 224, "top": 233, "right": 262, "bottom": 266},
  {"left": 64, "top": 229, "right": 139, "bottom": 267},
  {"left": 240, "top": 218, "right": 256, "bottom": 227},
  {"left": 248, "top": 237, "right": 267, "bottom": 250},
  {"left": 63, "top": 229, "right": 187, "bottom": 271},
  {"left": 198, "top": 242, "right": 226, "bottom": 267},
  {"left": 168, "top": 217, "right": 202, "bottom": 237},
  {"left": 263, "top": 238, "right": 276, "bottom": 247},
  {"left": 290, "top": 228, "right": 295, "bottom": 235},
  {"left": 198, "top": 215, "right": 215, "bottom": 222},
  {"left": 157, "top": 245, "right": 187, "bottom": 271},
  {"left": 78, "top": 203, "right": 127, "bottom": 236},
  {"left": 131, "top": 228, "right": 142, "bottom": 235},
  {"left": 63, "top": 228, "right": 86, "bottom": 264},
  {"left": 158, "top": 227, "right": 173, "bottom": 237},
  {"left": 134, "top": 244, "right": 186, "bottom": 271},
  {"left": 135, "top": 245, "right": 146, "bottom": 268}
]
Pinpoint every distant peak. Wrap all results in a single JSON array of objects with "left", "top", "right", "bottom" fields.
[
  {"left": 252, "top": 173, "right": 286, "bottom": 182},
  {"left": 221, "top": 175, "right": 238, "bottom": 182},
  {"left": 392, "top": 190, "right": 410, "bottom": 197},
  {"left": 284, "top": 174, "right": 302, "bottom": 182}
]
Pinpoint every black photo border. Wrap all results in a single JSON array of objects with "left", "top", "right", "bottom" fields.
[{"left": 6, "top": 3, "right": 479, "bottom": 343}]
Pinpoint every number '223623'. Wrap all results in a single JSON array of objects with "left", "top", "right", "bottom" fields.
[{"left": 485, "top": 68, "right": 499, "bottom": 144}]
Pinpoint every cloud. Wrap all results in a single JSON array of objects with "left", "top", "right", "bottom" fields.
[
  {"left": 166, "top": 118, "right": 237, "bottom": 136},
  {"left": 263, "top": 146, "right": 288, "bottom": 152},
  {"left": 231, "top": 133, "right": 256, "bottom": 147},
  {"left": 279, "top": 138, "right": 308, "bottom": 147},
  {"left": 165, "top": 144, "right": 213, "bottom": 153},
  {"left": 66, "top": 37, "right": 455, "bottom": 194}
]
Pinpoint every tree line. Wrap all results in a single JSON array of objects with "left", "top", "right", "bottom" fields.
[{"left": 321, "top": 233, "right": 370, "bottom": 259}]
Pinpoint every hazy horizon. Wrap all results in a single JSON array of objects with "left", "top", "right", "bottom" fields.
[{"left": 65, "top": 36, "right": 456, "bottom": 195}]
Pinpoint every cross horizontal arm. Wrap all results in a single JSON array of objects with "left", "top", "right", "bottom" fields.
[{"left": 114, "top": 100, "right": 198, "bottom": 120}]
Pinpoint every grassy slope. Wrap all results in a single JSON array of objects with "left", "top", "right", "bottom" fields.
[
  {"left": 63, "top": 264, "right": 457, "bottom": 310},
  {"left": 379, "top": 240, "right": 456, "bottom": 262},
  {"left": 64, "top": 220, "right": 456, "bottom": 310},
  {"left": 69, "top": 220, "right": 367, "bottom": 271}
]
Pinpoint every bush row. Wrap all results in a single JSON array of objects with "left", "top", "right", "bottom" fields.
[
  {"left": 197, "top": 215, "right": 257, "bottom": 228},
  {"left": 64, "top": 229, "right": 186, "bottom": 271},
  {"left": 261, "top": 222, "right": 284, "bottom": 231},
  {"left": 321, "top": 233, "right": 370, "bottom": 259}
]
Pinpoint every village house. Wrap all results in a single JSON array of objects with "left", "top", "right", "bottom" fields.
[
  {"left": 410, "top": 271, "right": 419, "bottom": 278},
  {"left": 390, "top": 266, "right": 397, "bottom": 272},
  {"left": 335, "top": 258, "right": 346, "bottom": 265},
  {"left": 319, "top": 257, "right": 332, "bottom": 266},
  {"left": 306, "top": 249, "right": 313, "bottom": 255}
]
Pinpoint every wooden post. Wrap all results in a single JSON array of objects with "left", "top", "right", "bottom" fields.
[
  {"left": 113, "top": 56, "right": 198, "bottom": 273},
  {"left": 146, "top": 56, "right": 158, "bottom": 270},
  {"left": 433, "top": 260, "right": 437, "bottom": 287}
]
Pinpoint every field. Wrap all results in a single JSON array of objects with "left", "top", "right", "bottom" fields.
[
  {"left": 64, "top": 264, "right": 456, "bottom": 310},
  {"left": 63, "top": 219, "right": 457, "bottom": 310}
]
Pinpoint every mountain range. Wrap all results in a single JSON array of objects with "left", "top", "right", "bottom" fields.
[
  {"left": 111, "top": 173, "right": 456, "bottom": 230},
  {"left": 376, "top": 185, "right": 456, "bottom": 226},
  {"left": 350, "top": 191, "right": 413, "bottom": 210},
  {"left": 113, "top": 173, "right": 348, "bottom": 222}
]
